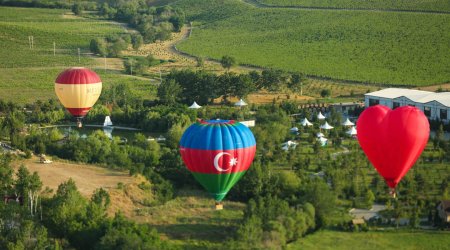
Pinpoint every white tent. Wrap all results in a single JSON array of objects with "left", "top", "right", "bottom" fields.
[
  {"left": 300, "top": 118, "right": 313, "bottom": 126},
  {"left": 320, "top": 121, "right": 334, "bottom": 130},
  {"left": 281, "top": 140, "right": 298, "bottom": 151},
  {"left": 342, "top": 118, "right": 355, "bottom": 126},
  {"left": 317, "top": 112, "right": 326, "bottom": 120},
  {"left": 290, "top": 127, "right": 299, "bottom": 132},
  {"left": 347, "top": 126, "right": 357, "bottom": 136},
  {"left": 234, "top": 99, "right": 248, "bottom": 106},
  {"left": 188, "top": 101, "right": 202, "bottom": 109},
  {"left": 103, "top": 116, "right": 113, "bottom": 127},
  {"left": 316, "top": 132, "right": 325, "bottom": 138},
  {"left": 317, "top": 137, "right": 328, "bottom": 146}
]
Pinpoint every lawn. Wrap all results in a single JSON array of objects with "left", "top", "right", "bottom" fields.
[
  {"left": 289, "top": 230, "right": 450, "bottom": 250},
  {"left": 174, "top": 0, "right": 450, "bottom": 86},
  {"left": 258, "top": 0, "right": 450, "bottom": 12}
]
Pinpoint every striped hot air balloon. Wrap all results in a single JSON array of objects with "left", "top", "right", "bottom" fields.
[
  {"left": 55, "top": 67, "right": 102, "bottom": 127},
  {"left": 180, "top": 120, "right": 256, "bottom": 209}
]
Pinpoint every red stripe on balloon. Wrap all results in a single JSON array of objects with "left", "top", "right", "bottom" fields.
[
  {"left": 55, "top": 67, "right": 101, "bottom": 84},
  {"left": 66, "top": 107, "right": 91, "bottom": 117},
  {"left": 180, "top": 146, "right": 256, "bottom": 174}
]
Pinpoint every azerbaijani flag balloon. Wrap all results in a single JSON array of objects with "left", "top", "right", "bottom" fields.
[
  {"left": 180, "top": 120, "right": 256, "bottom": 207},
  {"left": 55, "top": 67, "right": 102, "bottom": 128}
]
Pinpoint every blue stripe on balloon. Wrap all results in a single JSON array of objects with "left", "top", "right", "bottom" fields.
[{"left": 180, "top": 121, "right": 256, "bottom": 150}]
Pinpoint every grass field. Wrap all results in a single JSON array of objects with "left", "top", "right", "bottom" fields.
[
  {"left": 258, "top": 0, "right": 450, "bottom": 12},
  {"left": 175, "top": 0, "right": 450, "bottom": 86},
  {"left": 289, "top": 230, "right": 450, "bottom": 250},
  {"left": 0, "top": 7, "right": 157, "bottom": 104}
]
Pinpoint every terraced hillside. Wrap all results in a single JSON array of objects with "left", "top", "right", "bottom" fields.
[
  {"left": 174, "top": 0, "right": 450, "bottom": 86},
  {"left": 0, "top": 7, "right": 155, "bottom": 104},
  {"left": 257, "top": 0, "right": 450, "bottom": 12}
]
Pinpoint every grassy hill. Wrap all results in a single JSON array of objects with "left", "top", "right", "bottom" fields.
[
  {"left": 289, "top": 230, "right": 450, "bottom": 250},
  {"left": 258, "top": 0, "right": 450, "bottom": 12},
  {"left": 0, "top": 7, "right": 155, "bottom": 104},
  {"left": 174, "top": 0, "right": 450, "bottom": 86}
]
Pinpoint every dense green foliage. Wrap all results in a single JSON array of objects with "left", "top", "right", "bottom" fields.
[
  {"left": 175, "top": 0, "right": 450, "bottom": 85},
  {"left": 98, "top": 0, "right": 184, "bottom": 43},
  {"left": 258, "top": 0, "right": 450, "bottom": 12},
  {"left": 0, "top": 155, "right": 177, "bottom": 249}
]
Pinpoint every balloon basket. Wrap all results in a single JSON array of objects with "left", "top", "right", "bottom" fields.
[
  {"left": 215, "top": 202, "right": 223, "bottom": 210},
  {"left": 389, "top": 188, "right": 397, "bottom": 199},
  {"left": 76, "top": 119, "right": 82, "bottom": 128}
]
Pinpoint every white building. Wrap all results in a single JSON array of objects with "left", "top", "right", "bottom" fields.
[{"left": 364, "top": 88, "right": 450, "bottom": 123}]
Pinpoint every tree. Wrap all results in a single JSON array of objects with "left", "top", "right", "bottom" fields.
[
  {"left": 261, "top": 69, "right": 285, "bottom": 91},
  {"left": 220, "top": 55, "right": 236, "bottom": 71},
  {"left": 1, "top": 111, "right": 25, "bottom": 146},
  {"left": 0, "top": 155, "right": 13, "bottom": 196},
  {"left": 123, "top": 57, "right": 148, "bottom": 75},
  {"left": 196, "top": 57, "right": 204, "bottom": 67},
  {"left": 72, "top": 3, "right": 83, "bottom": 16},
  {"left": 320, "top": 89, "right": 331, "bottom": 98},
  {"left": 303, "top": 180, "right": 336, "bottom": 227},
  {"left": 131, "top": 34, "right": 143, "bottom": 50},
  {"left": 289, "top": 73, "right": 305, "bottom": 95},
  {"left": 232, "top": 74, "right": 256, "bottom": 99},
  {"left": 157, "top": 79, "right": 182, "bottom": 105},
  {"left": 169, "top": 15, "right": 185, "bottom": 32},
  {"left": 108, "top": 38, "right": 128, "bottom": 57},
  {"left": 45, "top": 179, "right": 87, "bottom": 238}
]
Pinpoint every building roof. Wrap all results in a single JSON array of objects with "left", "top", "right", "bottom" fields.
[{"left": 365, "top": 88, "right": 450, "bottom": 107}]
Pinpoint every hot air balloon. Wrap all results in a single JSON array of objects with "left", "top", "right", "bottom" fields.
[
  {"left": 357, "top": 105, "right": 429, "bottom": 197},
  {"left": 180, "top": 119, "right": 256, "bottom": 209},
  {"left": 55, "top": 67, "right": 102, "bottom": 127}
]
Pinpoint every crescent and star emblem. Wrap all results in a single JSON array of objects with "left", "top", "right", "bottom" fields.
[{"left": 213, "top": 152, "right": 238, "bottom": 172}]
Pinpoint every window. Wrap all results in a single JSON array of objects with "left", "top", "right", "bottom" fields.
[
  {"left": 369, "top": 98, "right": 379, "bottom": 106},
  {"left": 440, "top": 109, "right": 447, "bottom": 120},
  {"left": 424, "top": 107, "right": 431, "bottom": 117},
  {"left": 393, "top": 102, "right": 400, "bottom": 109}
]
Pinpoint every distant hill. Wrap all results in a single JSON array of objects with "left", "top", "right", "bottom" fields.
[
  {"left": 172, "top": 0, "right": 450, "bottom": 86},
  {"left": 0, "top": 7, "right": 154, "bottom": 104}
]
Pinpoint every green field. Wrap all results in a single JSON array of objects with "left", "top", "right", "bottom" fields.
[
  {"left": 0, "top": 7, "right": 156, "bottom": 104},
  {"left": 175, "top": 0, "right": 450, "bottom": 86},
  {"left": 258, "top": 0, "right": 450, "bottom": 12},
  {"left": 289, "top": 230, "right": 450, "bottom": 250}
]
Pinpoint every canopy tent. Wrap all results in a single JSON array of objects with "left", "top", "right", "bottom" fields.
[
  {"left": 342, "top": 118, "right": 355, "bottom": 126},
  {"left": 188, "top": 101, "right": 202, "bottom": 109},
  {"left": 320, "top": 121, "right": 334, "bottom": 130},
  {"left": 234, "top": 99, "right": 248, "bottom": 106},
  {"left": 317, "top": 112, "right": 326, "bottom": 120},
  {"left": 281, "top": 140, "right": 298, "bottom": 151},
  {"left": 300, "top": 118, "right": 313, "bottom": 126},
  {"left": 290, "top": 127, "right": 299, "bottom": 132},
  {"left": 347, "top": 126, "right": 357, "bottom": 136},
  {"left": 316, "top": 132, "right": 325, "bottom": 138},
  {"left": 317, "top": 137, "right": 328, "bottom": 146},
  {"left": 103, "top": 116, "right": 113, "bottom": 127}
]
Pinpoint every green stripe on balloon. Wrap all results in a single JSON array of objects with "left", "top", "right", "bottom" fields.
[{"left": 191, "top": 171, "right": 247, "bottom": 201}]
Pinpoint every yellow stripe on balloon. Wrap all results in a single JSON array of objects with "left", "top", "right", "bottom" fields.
[{"left": 54, "top": 82, "right": 102, "bottom": 108}]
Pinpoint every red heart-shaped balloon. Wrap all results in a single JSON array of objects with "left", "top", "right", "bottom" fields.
[{"left": 357, "top": 105, "right": 429, "bottom": 188}]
